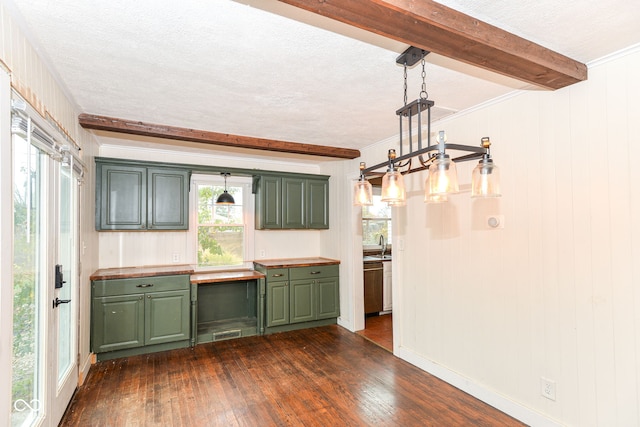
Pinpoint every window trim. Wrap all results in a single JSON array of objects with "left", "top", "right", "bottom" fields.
[{"left": 189, "top": 174, "right": 254, "bottom": 271}]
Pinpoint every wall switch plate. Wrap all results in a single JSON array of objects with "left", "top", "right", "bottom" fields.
[
  {"left": 541, "top": 377, "right": 556, "bottom": 401},
  {"left": 172, "top": 253, "right": 180, "bottom": 263}
]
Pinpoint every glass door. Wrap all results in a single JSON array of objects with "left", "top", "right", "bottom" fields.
[
  {"left": 10, "top": 104, "right": 81, "bottom": 427},
  {"left": 11, "top": 131, "right": 47, "bottom": 427},
  {"left": 50, "top": 159, "right": 79, "bottom": 424}
]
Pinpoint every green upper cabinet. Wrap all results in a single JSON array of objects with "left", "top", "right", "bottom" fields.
[
  {"left": 282, "top": 177, "right": 306, "bottom": 229},
  {"left": 147, "top": 168, "right": 190, "bottom": 230},
  {"left": 256, "top": 175, "right": 282, "bottom": 229},
  {"left": 98, "top": 163, "right": 147, "bottom": 230},
  {"left": 96, "top": 159, "right": 189, "bottom": 231},
  {"left": 306, "top": 178, "right": 329, "bottom": 229},
  {"left": 255, "top": 174, "right": 329, "bottom": 230}
]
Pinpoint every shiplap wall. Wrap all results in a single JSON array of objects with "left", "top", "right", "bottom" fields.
[{"left": 388, "top": 45, "right": 640, "bottom": 426}]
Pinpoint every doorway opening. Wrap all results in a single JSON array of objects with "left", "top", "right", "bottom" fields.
[{"left": 358, "top": 192, "right": 393, "bottom": 351}]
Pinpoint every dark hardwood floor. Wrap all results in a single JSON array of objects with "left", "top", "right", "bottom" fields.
[
  {"left": 356, "top": 313, "right": 393, "bottom": 351},
  {"left": 60, "top": 326, "right": 524, "bottom": 426}
]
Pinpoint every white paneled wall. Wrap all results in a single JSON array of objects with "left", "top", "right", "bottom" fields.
[{"left": 384, "top": 46, "right": 640, "bottom": 426}]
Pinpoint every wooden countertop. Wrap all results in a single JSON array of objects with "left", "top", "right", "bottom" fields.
[
  {"left": 90, "top": 264, "right": 195, "bottom": 281},
  {"left": 91, "top": 257, "right": 340, "bottom": 281},
  {"left": 190, "top": 270, "right": 265, "bottom": 284},
  {"left": 253, "top": 257, "right": 340, "bottom": 269}
]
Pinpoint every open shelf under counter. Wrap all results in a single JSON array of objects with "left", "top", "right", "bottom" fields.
[{"left": 190, "top": 269, "right": 266, "bottom": 345}]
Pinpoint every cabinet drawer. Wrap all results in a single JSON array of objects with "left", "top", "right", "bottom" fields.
[
  {"left": 264, "top": 268, "right": 289, "bottom": 281},
  {"left": 93, "top": 274, "right": 190, "bottom": 297},
  {"left": 290, "top": 265, "right": 339, "bottom": 280}
]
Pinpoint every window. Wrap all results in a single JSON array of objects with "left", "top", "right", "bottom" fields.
[
  {"left": 192, "top": 174, "right": 253, "bottom": 269},
  {"left": 362, "top": 194, "right": 392, "bottom": 246}
]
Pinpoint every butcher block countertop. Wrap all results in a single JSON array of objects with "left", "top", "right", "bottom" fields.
[
  {"left": 90, "top": 264, "right": 195, "bottom": 281},
  {"left": 190, "top": 270, "right": 265, "bottom": 284},
  {"left": 253, "top": 257, "right": 340, "bottom": 269},
  {"left": 91, "top": 257, "right": 340, "bottom": 281}
]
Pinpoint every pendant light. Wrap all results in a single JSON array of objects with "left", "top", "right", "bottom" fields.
[
  {"left": 428, "top": 131, "right": 459, "bottom": 196},
  {"left": 216, "top": 172, "right": 235, "bottom": 205},
  {"left": 428, "top": 153, "right": 459, "bottom": 195},
  {"left": 351, "top": 46, "right": 502, "bottom": 206},
  {"left": 471, "top": 137, "right": 501, "bottom": 198},
  {"left": 380, "top": 149, "right": 406, "bottom": 205},
  {"left": 423, "top": 174, "right": 448, "bottom": 203},
  {"left": 353, "top": 162, "right": 373, "bottom": 206}
]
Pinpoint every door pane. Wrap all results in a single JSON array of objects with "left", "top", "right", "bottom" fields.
[
  {"left": 12, "top": 136, "right": 45, "bottom": 426},
  {"left": 57, "top": 163, "right": 75, "bottom": 382}
]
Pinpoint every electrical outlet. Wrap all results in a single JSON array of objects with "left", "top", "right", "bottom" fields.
[
  {"left": 259, "top": 250, "right": 266, "bottom": 258},
  {"left": 172, "top": 253, "right": 180, "bottom": 263},
  {"left": 541, "top": 377, "right": 556, "bottom": 401}
]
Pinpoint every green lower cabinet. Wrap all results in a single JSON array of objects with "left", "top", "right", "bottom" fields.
[
  {"left": 317, "top": 277, "right": 339, "bottom": 319},
  {"left": 266, "top": 280, "right": 290, "bottom": 327},
  {"left": 257, "top": 263, "right": 340, "bottom": 333},
  {"left": 290, "top": 279, "right": 316, "bottom": 323},
  {"left": 145, "top": 290, "right": 190, "bottom": 345},
  {"left": 92, "top": 294, "right": 145, "bottom": 353},
  {"left": 91, "top": 275, "right": 191, "bottom": 359}
]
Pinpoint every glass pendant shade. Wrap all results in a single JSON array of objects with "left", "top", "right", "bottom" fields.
[
  {"left": 380, "top": 169, "right": 406, "bottom": 204},
  {"left": 429, "top": 155, "right": 459, "bottom": 195},
  {"left": 353, "top": 179, "right": 373, "bottom": 206},
  {"left": 471, "top": 157, "right": 501, "bottom": 198},
  {"left": 423, "top": 175, "right": 448, "bottom": 203}
]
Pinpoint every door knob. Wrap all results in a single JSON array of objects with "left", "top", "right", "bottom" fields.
[{"left": 53, "top": 298, "right": 71, "bottom": 308}]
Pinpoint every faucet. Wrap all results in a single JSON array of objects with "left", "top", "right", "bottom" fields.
[{"left": 379, "top": 235, "right": 387, "bottom": 257}]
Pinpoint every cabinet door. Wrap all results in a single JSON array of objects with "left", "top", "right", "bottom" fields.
[
  {"left": 266, "top": 281, "right": 289, "bottom": 327},
  {"left": 306, "top": 178, "right": 329, "bottom": 229},
  {"left": 147, "top": 168, "right": 189, "bottom": 230},
  {"left": 317, "top": 277, "right": 339, "bottom": 319},
  {"left": 92, "top": 294, "right": 145, "bottom": 353},
  {"left": 257, "top": 176, "right": 282, "bottom": 229},
  {"left": 99, "top": 164, "right": 147, "bottom": 230},
  {"left": 145, "top": 290, "right": 190, "bottom": 345},
  {"left": 282, "top": 177, "right": 305, "bottom": 229},
  {"left": 290, "top": 279, "right": 315, "bottom": 323}
]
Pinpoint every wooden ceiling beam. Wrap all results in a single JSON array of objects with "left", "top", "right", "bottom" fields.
[
  {"left": 78, "top": 114, "right": 361, "bottom": 159},
  {"left": 276, "top": 0, "right": 587, "bottom": 90}
]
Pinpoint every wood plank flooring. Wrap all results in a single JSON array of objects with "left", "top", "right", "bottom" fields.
[
  {"left": 356, "top": 313, "right": 393, "bottom": 351},
  {"left": 60, "top": 325, "right": 525, "bottom": 426}
]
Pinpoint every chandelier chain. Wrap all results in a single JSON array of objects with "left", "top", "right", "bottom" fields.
[
  {"left": 420, "top": 56, "right": 428, "bottom": 100},
  {"left": 403, "top": 62, "right": 408, "bottom": 106}
]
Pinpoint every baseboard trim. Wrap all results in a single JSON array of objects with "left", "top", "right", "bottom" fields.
[
  {"left": 396, "top": 346, "right": 563, "bottom": 427},
  {"left": 78, "top": 353, "right": 93, "bottom": 386}
]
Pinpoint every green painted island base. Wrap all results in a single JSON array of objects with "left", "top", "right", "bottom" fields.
[
  {"left": 264, "top": 317, "right": 337, "bottom": 335},
  {"left": 95, "top": 339, "right": 191, "bottom": 362}
]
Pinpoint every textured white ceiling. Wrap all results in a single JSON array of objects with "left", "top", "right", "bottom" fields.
[{"left": 5, "top": 0, "right": 640, "bottom": 154}]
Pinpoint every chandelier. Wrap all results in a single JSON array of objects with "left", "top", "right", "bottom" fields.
[{"left": 353, "top": 47, "right": 501, "bottom": 206}]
